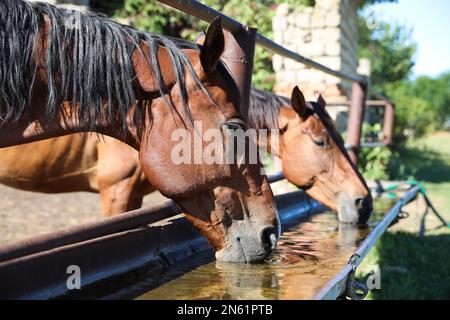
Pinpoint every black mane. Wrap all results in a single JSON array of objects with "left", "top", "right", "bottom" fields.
[
  {"left": 248, "top": 88, "right": 339, "bottom": 137},
  {"left": 0, "top": 0, "right": 209, "bottom": 133}
]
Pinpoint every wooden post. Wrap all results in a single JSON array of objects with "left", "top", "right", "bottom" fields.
[
  {"left": 383, "top": 102, "right": 395, "bottom": 146},
  {"left": 347, "top": 81, "right": 368, "bottom": 164}
]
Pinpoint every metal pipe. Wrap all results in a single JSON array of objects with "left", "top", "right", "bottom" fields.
[
  {"left": 326, "top": 100, "right": 388, "bottom": 107},
  {"left": 345, "top": 142, "right": 389, "bottom": 149},
  {"left": 157, "top": 0, "right": 367, "bottom": 84},
  {"left": 221, "top": 28, "right": 257, "bottom": 119},
  {"left": 346, "top": 81, "right": 368, "bottom": 164},
  {"left": 383, "top": 102, "right": 395, "bottom": 146},
  {"left": 0, "top": 201, "right": 180, "bottom": 263},
  {"left": 268, "top": 171, "right": 285, "bottom": 183}
]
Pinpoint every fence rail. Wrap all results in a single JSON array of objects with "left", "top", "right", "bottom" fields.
[
  {"left": 157, "top": 0, "right": 394, "bottom": 163},
  {"left": 158, "top": 0, "right": 367, "bottom": 84}
]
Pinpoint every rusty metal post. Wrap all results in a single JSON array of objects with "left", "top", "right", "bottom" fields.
[
  {"left": 347, "top": 81, "right": 368, "bottom": 164},
  {"left": 383, "top": 102, "right": 395, "bottom": 146},
  {"left": 220, "top": 28, "right": 257, "bottom": 118}
]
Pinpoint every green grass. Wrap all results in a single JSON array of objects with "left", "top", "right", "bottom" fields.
[
  {"left": 358, "top": 232, "right": 450, "bottom": 299},
  {"left": 357, "top": 131, "right": 450, "bottom": 299},
  {"left": 390, "top": 131, "right": 450, "bottom": 220}
]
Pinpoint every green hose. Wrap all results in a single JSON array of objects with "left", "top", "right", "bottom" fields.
[{"left": 380, "top": 180, "right": 449, "bottom": 228}]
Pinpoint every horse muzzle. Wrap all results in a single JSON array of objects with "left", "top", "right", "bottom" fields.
[
  {"left": 338, "top": 193, "right": 373, "bottom": 225},
  {"left": 215, "top": 221, "right": 279, "bottom": 263}
]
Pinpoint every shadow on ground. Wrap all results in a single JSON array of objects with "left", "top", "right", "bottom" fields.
[
  {"left": 389, "top": 146, "right": 450, "bottom": 183},
  {"left": 361, "top": 232, "right": 450, "bottom": 299}
]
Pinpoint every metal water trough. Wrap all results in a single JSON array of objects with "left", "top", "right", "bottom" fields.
[{"left": 0, "top": 182, "right": 324, "bottom": 300}]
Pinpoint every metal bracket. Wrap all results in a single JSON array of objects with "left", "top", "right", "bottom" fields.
[
  {"left": 344, "top": 254, "right": 369, "bottom": 300},
  {"left": 389, "top": 209, "right": 410, "bottom": 227}
]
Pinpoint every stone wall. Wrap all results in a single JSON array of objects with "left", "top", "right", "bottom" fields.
[{"left": 272, "top": 0, "right": 359, "bottom": 102}]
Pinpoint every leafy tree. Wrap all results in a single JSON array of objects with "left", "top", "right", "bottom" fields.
[
  {"left": 358, "top": 18, "right": 417, "bottom": 93},
  {"left": 384, "top": 81, "right": 436, "bottom": 138},
  {"left": 411, "top": 73, "right": 450, "bottom": 124}
]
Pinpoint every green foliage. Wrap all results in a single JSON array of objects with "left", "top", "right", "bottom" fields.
[
  {"left": 411, "top": 73, "right": 450, "bottom": 125},
  {"left": 358, "top": 232, "right": 450, "bottom": 299},
  {"left": 358, "top": 17, "right": 417, "bottom": 93},
  {"left": 384, "top": 81, "right": 437, "bottom": 138},
  {"left": 357, "top": 123, "right": 392, "bottom": 180}
]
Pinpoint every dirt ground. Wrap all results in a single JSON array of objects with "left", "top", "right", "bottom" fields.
[{"left": 0, "top": 184, "right": 168, "bottom": 245}]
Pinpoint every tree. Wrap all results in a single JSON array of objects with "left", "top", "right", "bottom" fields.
[
  {"left": 411, "top": 73, "right": 450, "bottom": 124},
  {"left": 358, "top": 18, "right": 417, "bottom": 93}
]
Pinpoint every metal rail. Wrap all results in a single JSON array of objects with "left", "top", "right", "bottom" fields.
[
  {"left": 0, "top": 201, "right": 180, "bottom": 263},
  {"left": 314, "top": 185, "right": 421, "bottom": 300},
  {"left": 158, "top": 0, "right": 367, "bottom": 84},
  {"left": 326, "top": 100, "right": 389, "bottom": 107}
]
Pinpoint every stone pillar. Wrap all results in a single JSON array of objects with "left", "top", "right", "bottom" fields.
[{"left": 272, "top": 0, "right": 359, "bottom": 102}]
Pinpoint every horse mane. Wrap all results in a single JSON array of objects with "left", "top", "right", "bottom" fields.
[
  {"left": 309, "top": 100, "right": 345, "bottom": 146},
  {"left": 248, "top": 88, "right": 341, "bottom": 139},
  {"left": 0, "top": 0, "right": 210, "bottom": 134},
  {"left": 248, "top": 88, "right": 290, "bottom": 130}
]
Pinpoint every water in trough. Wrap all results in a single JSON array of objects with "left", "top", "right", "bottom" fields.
[{"left": 104, "top": 199, "right": 392, "bottom": 300}]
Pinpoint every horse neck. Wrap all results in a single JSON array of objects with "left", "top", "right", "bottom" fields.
[
  {"left": 0, "top": 43, "right": 181, "bottom": 150},
  {"left": 0, "top": 100, "right": 141, "bottom": 150}
]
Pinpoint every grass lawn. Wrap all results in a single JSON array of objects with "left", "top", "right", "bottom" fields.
[{"left": 357, "top": 131, "right": 450, "bottom": 299}]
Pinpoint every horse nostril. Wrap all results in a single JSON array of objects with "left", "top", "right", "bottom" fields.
[
  {"left": 355, "top": 196, "right": 373, "bottom": 224},
  {"left": 355, "top": 198, "right": 364, "bottom": 210},
  {"left": 260, "top": 226, "right": 277, "bottom": 251}
]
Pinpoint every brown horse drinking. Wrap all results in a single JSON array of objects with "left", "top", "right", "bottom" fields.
[
  {"left": 0, "top": 0, "right": 280, "bottom": 262},
  {"left": 248, "top": 87, "right": 372, "bottom": 224}
]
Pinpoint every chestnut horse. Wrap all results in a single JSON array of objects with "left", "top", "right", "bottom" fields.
[
  {"left": 0, "top": 0, "right": 280, "bottom": 262},
  {"left": 249, "top": 87, "right": 372, "bottom": 224}
]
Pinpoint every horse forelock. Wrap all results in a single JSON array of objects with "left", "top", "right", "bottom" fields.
[
  {"left": 0, "top": 0, "right": 209, "bottom": 136},
  {"left": 248, "top": 88, "right": 290, "bottom": 130},
  {"left": 248, "top": 89, "right": 344, "bottom": 145}
]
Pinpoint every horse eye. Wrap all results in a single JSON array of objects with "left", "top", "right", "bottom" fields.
[
  {"left": 224, "top": 120, "right": 246, "bottom": 131},
  {"left": 313, "top": 139, "right": 326, "bottom": 147}
]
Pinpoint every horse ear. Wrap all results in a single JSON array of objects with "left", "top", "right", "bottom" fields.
[
  {"left": 195, "top": 32, "right": 205, "bottom": 45},
  {"left": 291, "top": 86, "right": 308, "bottom": 119},
  {"left": 317, "top": 94, "right": 326, "bottom": 109},
  {"left": 200, "top": 17, "right": 224, "bottom": 73}
]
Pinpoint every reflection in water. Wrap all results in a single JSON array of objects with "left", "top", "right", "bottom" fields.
[{"left": 131, "top": 201, "right": 392, "bottom": 300}]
